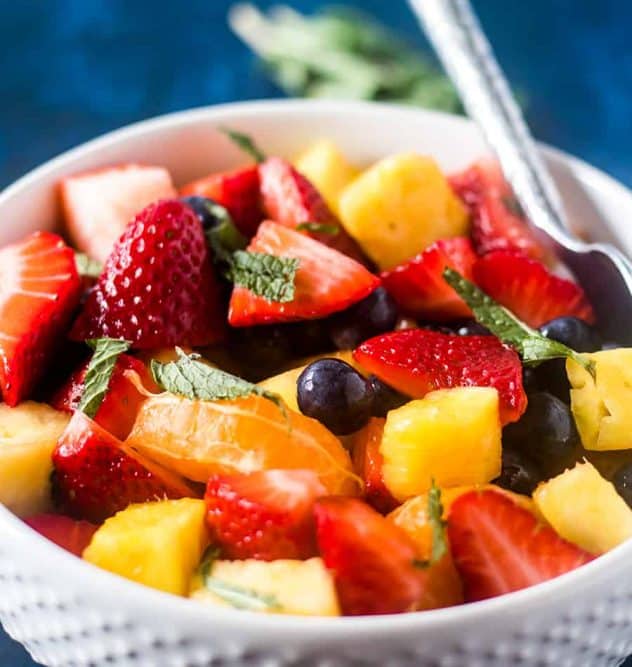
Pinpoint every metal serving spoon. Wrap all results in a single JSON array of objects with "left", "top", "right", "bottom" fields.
[{"left": 408, "top": 0, "right": 632, "bottom": 345}]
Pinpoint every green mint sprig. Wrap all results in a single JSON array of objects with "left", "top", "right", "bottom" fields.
[
  {"left": 296, "top": 221, "right": 340, "bottom": 235},
  {"left": 78, "top": 338, "right": 131, "bottom": 418},
  {"left": 413, "top": 482, "right": 447, "bottom": 569},
  {"left": 219, "top": 126, "right": 266, "bottom": 163},
  {"left": 443, "top": 268, "right": 596, "bottom": 377},
  {"left": 75, "top": 253, "right": 103, "bottom": 278}
]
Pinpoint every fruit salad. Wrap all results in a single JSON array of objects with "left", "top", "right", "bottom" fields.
[{"left": 1, "top": 129, "right": 631, "bottom": 618}]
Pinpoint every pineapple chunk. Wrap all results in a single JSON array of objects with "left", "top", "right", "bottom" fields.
[
  {"left": 294, "top": 140, "right": 359, "bottom": 214},
  {"left": 380, "top": 388, "right": 501, "bottom": 501},
  {"left": 0, "top": 402, "right": 69, "bottom": 516},
  {"left": 567, "top": 349, "right": 632, "bottom": 450},
  {"left": 533, "top": 461, "right": 632, "bottom": 553},
  {"left": 190, "top": 557, "right": 340, "bottom": 616},
  {"left": 338, "top": 153, "right": 469, "bottom": 270},
  {"left": 83, "top": 499, "right": 208, "bottom": 596}
]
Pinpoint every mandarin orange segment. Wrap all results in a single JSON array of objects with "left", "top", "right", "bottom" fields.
[{"left": 126, "top": 394, "right": 359, "bottom": 495}]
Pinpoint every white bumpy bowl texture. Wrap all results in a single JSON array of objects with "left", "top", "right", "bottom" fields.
[{"left": 1, "top": 101, "right": 632, "bottom": 667}]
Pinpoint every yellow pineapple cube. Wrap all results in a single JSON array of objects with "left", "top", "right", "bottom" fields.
[
  {"left": 338, "top": 153, "right": 469, "bottom": 269},
  {"left": 83, "top": 499, "right": 208, "bottom": 595},
  {"left": 567, "top": 349, "right": 632, "bottom": 450},
  {"left": 190, "top": 557, "right": 340, "bottom": 616},
  {"left": 0, "top": 402, "right": 70, "bottom": 516},
  {"left": 533, "top": 461, "right": 632, "bottom": 553},
  {"left": 380, "top": 388, "right": 501, "bottom": 501},
  {"left": 294, "top": 140, "right": 359, "bottom": 214}
]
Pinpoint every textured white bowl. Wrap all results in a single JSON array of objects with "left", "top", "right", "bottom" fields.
[{"left": 1, "top": 100, "right": 632, "bottom": 667}]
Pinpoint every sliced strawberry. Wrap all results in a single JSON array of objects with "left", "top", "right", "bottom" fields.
[
  {"left": 24, "top": 514, "right": 98, "bottom": 557},
  {"left": 51, "top": 354, "right": 159, "bottom": 440},
  {"left": 473, "top": 250, "right": 596, "bottom": 328},
  {"left": 449, "top": 159, "right": 546, "bottom": 260},
  {"left": 229, "top": 221, "right": 380, "bottom": 327},
  {"left": 314, "top": 497, "right": 427, "bottom": 615},
  {"left": 70, "top": 199, "right": 225, "bottom": 348},
  {"left": 52, "top": 410, "right": 195, "bottom": 523},
  {"left": 205, "top": 469, "right": 325, "bottom": 561},
  {"left": 180, "top": 165, "right": 262, "bottom": 237},
  {"left": 0, "top": 231, "right": 81, "bottom": 406},
  {"left": 60, "top": 163, "right": 176, "bottom": 263},
  {"left": 351, "top": 418, "right": 399, "bottom": 514},
  {"left": 381, "top": 237, "right": 476, "bottom": 321},
  {"left": 354, "top": 329, "right": 526, "bottom": 424},
  {"left": 448, "top": 489, "right": 593, "bottom": 601},
  {"left": 259, "top": 157, "right": 368, "bottom": 263}
]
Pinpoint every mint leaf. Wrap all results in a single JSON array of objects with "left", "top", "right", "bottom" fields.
[
  {"left": 219, "top": 126, "right": 266, "bottom": 163},
  {"left": 296, "top": 221, "right": 340, "bottom": 235},
  {"left": 443, "top": 268, "right": 596, "bottom": 378},
  {"left": 75, "top": 252, "right": 103, "bottom": 278},
  {"left": 204, "top": 203, "right": 248, "bottom": 264},
  {"left": 77, "top": 338, "right": 131, "bottom": 418},
  {"left": 151, "top": 348, "right": 283, "bottom": 407},
  {"left": 229, "top": 251, "right": 298, "bottom": 303},
  {"left": 427, "top": 483, "right": 447, "bottom": 565}
]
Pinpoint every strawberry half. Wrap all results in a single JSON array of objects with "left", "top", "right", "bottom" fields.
[
  {"left": 60, "top": 163, "right": 176, "bottom": 263},
  {"left": 229, "top": 221, "right": 380, "bottom": 327},
  {"left": 51, "top": 353, "right": 159, "bottom": 440},
  {"left": 314, "top": 497, "right": 427, "bottom": 615},
  {"left": 448, "top": 489, "right": 593, "bottom": 601},
  {"left": 0, "top": 231, "right": 81, "bottom": 406},
  {"left": 449, "top": 159, "right": 545, "bottom": 260},
  {"left": 53, "top": 410, "right": 195, "bottom": 523},
  {"left": 259, "top": 157, "right": 368, "bottom": 264},
  {"left": 24, "top": 514, "right": 98, "bottom": 557},
  {"left": 473, "top": 250, "right": 596, "bottom": 328},
  {"left": 180, "top": 165, "right": 262, "bottom": 237},
  {"left": 70, "top": 199, "right": 225, "bottom": 348},
  {"left": 205, "top": 469, "right": 326, "bottom": 561},
  {"left": 354, "top": 329, "right": 526, "bottom": 424},
  {"left": 381, "top": 237, "right": 476, "bottom": 321}
]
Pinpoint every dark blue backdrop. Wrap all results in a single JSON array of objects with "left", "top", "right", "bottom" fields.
[{"left": 1, "top": 1, "right": 631, "bottom": 664}]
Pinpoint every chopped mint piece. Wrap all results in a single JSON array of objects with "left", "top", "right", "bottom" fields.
[
  {"left": 296, "top": 221, "right": 340, "bottom": 235},
  {"left": 204, "top": 204, "right": 248, "bottom": 264},
  {"left": 219, "top": 126, "right": 266, "bottom": 163},
  {"left": 443, "top": 268, "right": 596, "bottom": 377},
  {"left": 151, "top": 348, "right": 283, "bottom": 407},
  {"left": 75, "top": 252, "right": 103, "bottom": 278},
  {"left": 427, "top": 483, "right": 447, "bottom": 565},
  {"left": 229, "top": 251, "right": 298, "bottom": 303},
  {"left": 78, "top": 338, "right": 131, "bottom": 418}
]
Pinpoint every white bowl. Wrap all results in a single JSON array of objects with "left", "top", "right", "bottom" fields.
[{"left": 1, "top": 100, "right": 632, "bottom": 667}]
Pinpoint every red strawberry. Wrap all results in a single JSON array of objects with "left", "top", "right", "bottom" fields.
[
  {"left": 229, "top": 221, "right": 380, "bottom": 327},
  {"left": 351, "top": 418, "right": 398, "bottom": 514},
  {"left": 0, "top": 232, "right": 81, "bottom": 406},
  {"left": 354, "top": 329, "right": 526, "bottom": 424},
  {"left": 381, "top": 237, "right": 476, "bottom": 321},
  {"left": 24, "top": 514, "right": 98, "bottom": 557},
  {"left": 180, "top": 165, "right": 262, "bottom": 237},
  {"left": 205, "top": 469, "right": 326, "bottom": 561},
  {"left": 259, "top": 157, "right": 368, "bottom": 264},
  {"left": 314, "top": 497, "right": 427, "bottom": 615},
  {"left": 51, "top": 354, "right": 159, "bottom": 440},
  {"left": 60, "top": 164, "right": 176, "bottom": 263},
  {"left": 473, "top": 250, "right": 596, "bottom": 328},
  {"left": 70, "top": 199, "right": 225, "bottom": 348},
  {"left": 449, "top": 159, "right": 546, "bottom": 260},
  {"left": 52, "top": 410, "right": 195, "bottom": 523},
  {"left": 448, "top": 489, "right": 593, "bottom": 601}
]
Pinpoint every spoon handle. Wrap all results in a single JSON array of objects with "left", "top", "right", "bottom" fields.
[{"left": 408, "top": 0, "right": 572, "bottom": 245}]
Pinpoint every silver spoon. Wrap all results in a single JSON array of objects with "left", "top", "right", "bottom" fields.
[{"left": 408, "top": 0, "right": 632, "bottom": 344}]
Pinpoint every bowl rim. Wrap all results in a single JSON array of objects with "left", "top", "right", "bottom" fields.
[{"left": 1, "top": 98, "right": 630, "bottom": 633}]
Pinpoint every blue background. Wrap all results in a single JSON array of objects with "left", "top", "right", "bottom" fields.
[{"left": 1, "top": 0, "right": 631, "bottom": 664}]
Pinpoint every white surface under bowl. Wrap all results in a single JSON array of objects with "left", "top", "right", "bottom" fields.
[{"left": 1, "top": 100, "right": 632, "bottom": 667}]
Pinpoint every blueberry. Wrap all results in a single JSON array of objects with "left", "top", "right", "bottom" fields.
[
  {"left": 503, "top": 392, "right": 579, "bottom": 477},
  {"left": 601, "top": 341, "right": 620, "bottom": 351},
  {"left": 180, "top": 195, "right": 223, "bottom": 230},
  {"left": 493, "top": 448, "right": 543, "bottom": 495},
  {"left": 522, "top": 366, "right": 539, "bottom": 393},
  {"left": 228, "top": 325, "right": 295, "bottom": 381},
  {"left": 539, "top": 317, "right": 602, "bottom": 353},
  {"left": 297, "top": 359, "right": 374, "bottom": 435},
  {"left": 533, "top": 359, "right": 570, "bottom": 402},
  {"left": 328, "top": 287, "right": 398, "bottom": 349},
  {"left": 368, "top": 375, "right": 408, "bottom": 417},
  {"left": 613, "top": 463, "right": 632, "bottom": 507},
  {"left": 454, "top": 320, "right": 492, "bottom": 336}
]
